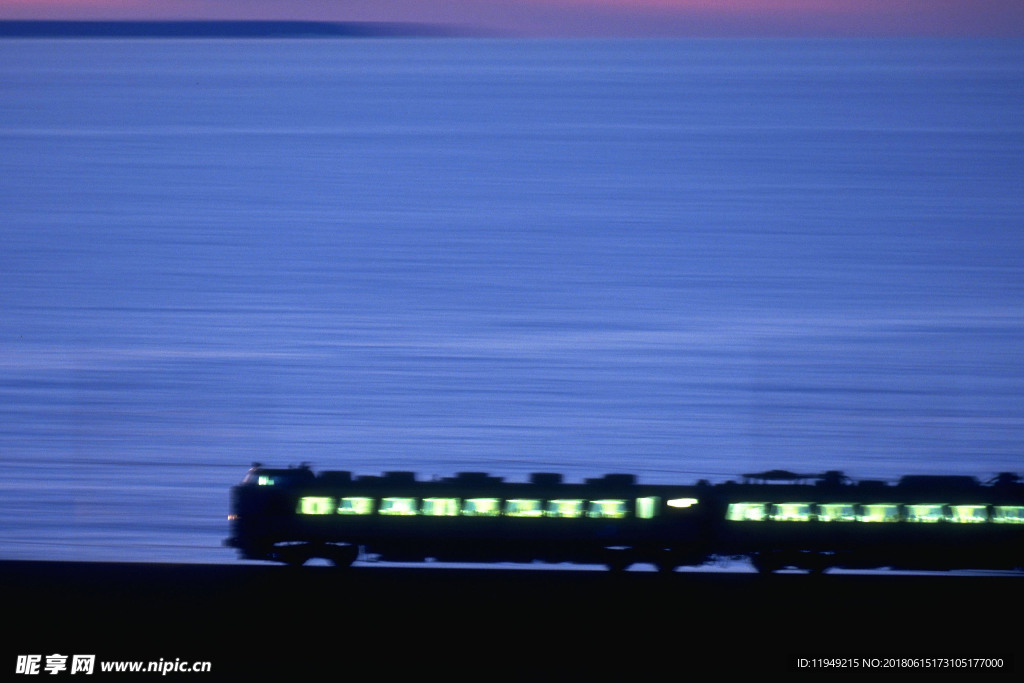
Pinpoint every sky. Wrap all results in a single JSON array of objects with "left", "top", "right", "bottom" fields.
[{"left": 1, "top": 0, "right": 1023, "bottom": 37}]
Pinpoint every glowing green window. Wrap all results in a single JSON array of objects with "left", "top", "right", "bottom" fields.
[
  {"left": 545, "top": 500, "right": 583, "bottom": 518},
  {"left": 337, "top": 497, "right": 374, "bottom": 515},
  {"left": 587, "top": 499, "right": 627, "bottom": 519},
  {"left": 636, "top": 497, "right": 660, "bottom": 519},
  {"left": 666, "top": 497, "right": 698, "bottom": 509},
  {"left": 505, "top": 499, "right": 543, "bottom": 517},
  {"left": 462, "top": 498, "right": 500, "bottom": 517},
  {"left": 817, "top": 504, "right": 856, "bottom": 522},
  {"left": 949, "top": 505, "right": 987, "bottom": 523},
  {"left": 422, "top": 498, "right": 460, "bottom": 516},
  {"left": 726, "top": 503, "right": 767, "bottom": 522},
  {"left": 905, "top": 504, "right": 945, "bottom": 523},
  {"left": 771, "top": 503, "right": 813, "bottom": 521},
  {"left": 298, "top": 496, "right": 334, "bottom": 515},
  {"left": 379, "top": 497, "right": 418, "bottom": 516},
  {"left": 859, "top": 504, "right": 899, "bottom": 522},
  {"left": 993, "top": 506, "right": 1024, "bottom": 524},
  {"left": 257, "top": 475, "right": 274, "bottom": 486}
]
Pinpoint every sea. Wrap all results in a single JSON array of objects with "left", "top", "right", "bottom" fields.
[{"left": 1, "top": 37, "right": 1022, "bottom": 564}]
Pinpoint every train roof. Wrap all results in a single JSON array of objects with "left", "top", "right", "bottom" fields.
[{"left": 239, "top": 463, "right": 1022, "bottom": 495}]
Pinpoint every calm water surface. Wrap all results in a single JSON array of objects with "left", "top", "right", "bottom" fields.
[{"left": 1, "top": 39, "right": 1022, "bottom": 562}]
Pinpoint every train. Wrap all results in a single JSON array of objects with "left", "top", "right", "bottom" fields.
[{"left": 225, "top": 463, "right": 1024, "bottom": 573}]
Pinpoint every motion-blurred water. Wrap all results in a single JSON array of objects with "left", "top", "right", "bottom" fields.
[{"left": 1, "top": 38, "right": 1022, "bottom": 563}]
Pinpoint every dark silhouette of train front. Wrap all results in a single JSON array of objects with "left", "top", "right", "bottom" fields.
[{"left": 225, "top": 464, "right": 1024, "bottom": 573}]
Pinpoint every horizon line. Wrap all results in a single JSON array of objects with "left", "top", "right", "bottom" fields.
[
  {"left": 1, "top": 19, "right": 1021, "bottom": 40},
  {"left": 0, "top": 19, "right": 470, "bottom": 39}
]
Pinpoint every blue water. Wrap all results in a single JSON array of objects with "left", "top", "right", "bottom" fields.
[{"left": 1, "top": 38, "right": 1022, "bottom": 563}]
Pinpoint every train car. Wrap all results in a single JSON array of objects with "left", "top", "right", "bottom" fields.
[
  {"left": 225, "top": 463, "right": 709, "bottom": 571},
  {"left": 711, "top": 471, "right": 1024, "bottom": 573},
  {"left": 225, "top": 464, "right": 1024, "bottom": 573}
]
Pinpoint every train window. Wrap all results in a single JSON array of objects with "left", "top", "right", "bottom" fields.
[
  {"left": 379, "top": 497, "right": 418, "bottom": 516},
  {"left": 726, "top": 503, "right": 766, "bottom": 521},
  {"left": 859, "top": 504, "right": 899, "bottom": 522},
  {"left": 948, "top": 505, "right": 987, "bottom": 523},
  {"left": 297, "top": 497, "right": 334, "bottom": 515},
  {"left": 636, "top": 497, "right": 660, "bottom": 519},
  {"left": 993, "top": 506, "right": 1024, "bottom": 524},
  {"left": 546, "top": 500, "right": 584, "bottom": 518},
  {"left": 587, "top": 500, "right": 627, "bottom": 519},
  {"left": 462, "top": 498, "right": 500, "bottom": 517},
  {"left": 905, "top": 504, "right": 945, "bottom": 523},
  {"left": 817, "top": 504, "right": 856, "bottom": 522},
  {"left": 422, "top": 498, "right": 460, "bottom": 516},
  {"left": 258, "top": 475, "right": 275, "bottom": 486},
  {"left": 770, "top": 503, "right": 813, "bottom": 521},
  {"left": 666, "top": 498, "right": 698, "bottom": 509},
  {"left": 338, "top": 497, "right": 374, "bottom": 515},
  {"left": 505, "top": 499, "right": 543, "bottom": 517}
]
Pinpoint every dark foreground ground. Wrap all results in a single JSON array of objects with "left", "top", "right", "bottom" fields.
[{"left": 4, "top": 560, "right": 1021, "bottom": 678}]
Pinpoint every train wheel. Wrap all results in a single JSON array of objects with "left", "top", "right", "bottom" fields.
[
  {"left": 806, "top": 555, "right": 831, "bottom": 575},
  {"left": 655, "top": 549, "right": 677, "bottom": 573},
  {"left": 604, "top": 549, "right": 632, "bottom": 572},
  {"left": 328, "top": 544, "right": 359, "bottom": 568},
  {"left": 279, "top": 546, "right": 310, "bottom": 567},
  {"left": 750, "top": 552, "right": 779, "bottom": 574}
]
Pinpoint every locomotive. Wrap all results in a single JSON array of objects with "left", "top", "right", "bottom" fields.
[{"left": 225, "top": 463, "right": 1024, "bottom": 573}]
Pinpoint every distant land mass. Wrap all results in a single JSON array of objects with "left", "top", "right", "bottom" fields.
[{"left": 0, "top": 20, "right": 460, "bottom": 38}]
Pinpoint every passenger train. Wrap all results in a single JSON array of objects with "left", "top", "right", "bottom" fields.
[{"left": 225, "top": 464, "right": 1024, "bottom": 573}]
